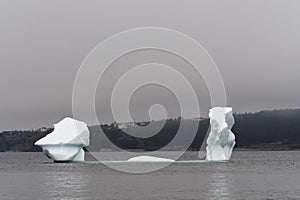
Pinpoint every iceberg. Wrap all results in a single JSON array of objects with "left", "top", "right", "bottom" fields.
[
  {"left": 35, "top": 117, "right": 90, "bottom": 162},
  {"left": 206, "top": 107, "right": 236, "bottom": 161},
  {"left": 127, "top": 156, "right": 175, "bottom": 162}
]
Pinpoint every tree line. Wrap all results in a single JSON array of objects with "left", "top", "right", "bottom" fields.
[{"left": 0, "top": 109, "right": 300, "bottom": 152}]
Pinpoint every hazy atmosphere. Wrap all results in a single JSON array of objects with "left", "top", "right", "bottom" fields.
[
  {"left": 1, "top": 2, "right": 300, "bottom": 200},
  {"left": 1, "top": 0, "right": 300, "bottom": 130}
]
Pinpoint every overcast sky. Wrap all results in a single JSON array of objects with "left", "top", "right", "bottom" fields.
[{"left": 0, "top": 0, "right": 300, "bottom": 130}]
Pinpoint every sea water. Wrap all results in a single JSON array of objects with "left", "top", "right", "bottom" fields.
[{"left": 0, "top": 151, "right": 300, "bottom": 200}]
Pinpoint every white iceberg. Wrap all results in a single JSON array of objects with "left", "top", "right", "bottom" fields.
[
  {"left": 206, "top": 107, "right": 236, "bottom": 161},
  {"left": 127, "top": 156, "right": 174, "bottom": 162},
  {"left": 35, "top": 117, "right": 90, "bottom": 162}
]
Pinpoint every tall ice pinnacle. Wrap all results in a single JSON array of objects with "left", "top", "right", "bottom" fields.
[
  {"left": 35, "top": 117, "right": 90, "bottom": 162},
  {"left": 206, "top": 107, "right": 236, "bottom": 161}
]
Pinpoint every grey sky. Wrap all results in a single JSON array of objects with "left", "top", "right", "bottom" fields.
[{"left": 0, "top": 0, "right": 300, "bottom": 130}]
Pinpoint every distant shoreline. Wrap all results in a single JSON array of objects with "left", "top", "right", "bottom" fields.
[{"left": 1, "top": 109, "right": 300, "bottom": 152}]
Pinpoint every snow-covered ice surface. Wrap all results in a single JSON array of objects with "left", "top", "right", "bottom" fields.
[
  {"left": 35, "top": 117, "right": 90, "bottom": 162},
  {"left": 205, "top": 107, "right": 236, "bottom": 161},
  {"left": 127, "top": 156, "right": 175, "bottom": 162}
]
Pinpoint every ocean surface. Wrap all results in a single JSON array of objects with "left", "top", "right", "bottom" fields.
[{"left": 0, "top": 151, "right": 300, "bottom": 200}]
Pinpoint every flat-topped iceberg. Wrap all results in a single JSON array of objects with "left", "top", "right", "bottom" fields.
[
  {"left": 35, "top": 117, "right": 90, "bottom": 162},
  {"left": 206, "top": 107, "right": 236, "bottom": 161}
]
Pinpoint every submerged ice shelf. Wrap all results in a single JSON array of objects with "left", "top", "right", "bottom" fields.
[
  {"left": 35, "top": 117, "right": 90, "bottom": 162},
  {"left": 127, "top": 156, "right": 175, "bottom": 162}
]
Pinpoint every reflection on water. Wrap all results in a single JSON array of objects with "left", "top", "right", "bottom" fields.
[
  {"left": 44, "top": 170, "right": 89, "bottom": 200},
  {"left": 207, "top": 173, "right": 230, "bottom": 200}
]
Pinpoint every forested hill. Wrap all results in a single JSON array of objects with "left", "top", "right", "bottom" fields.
[{"left": 0, "top": 109, "right": 300, "bottom": 152}]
